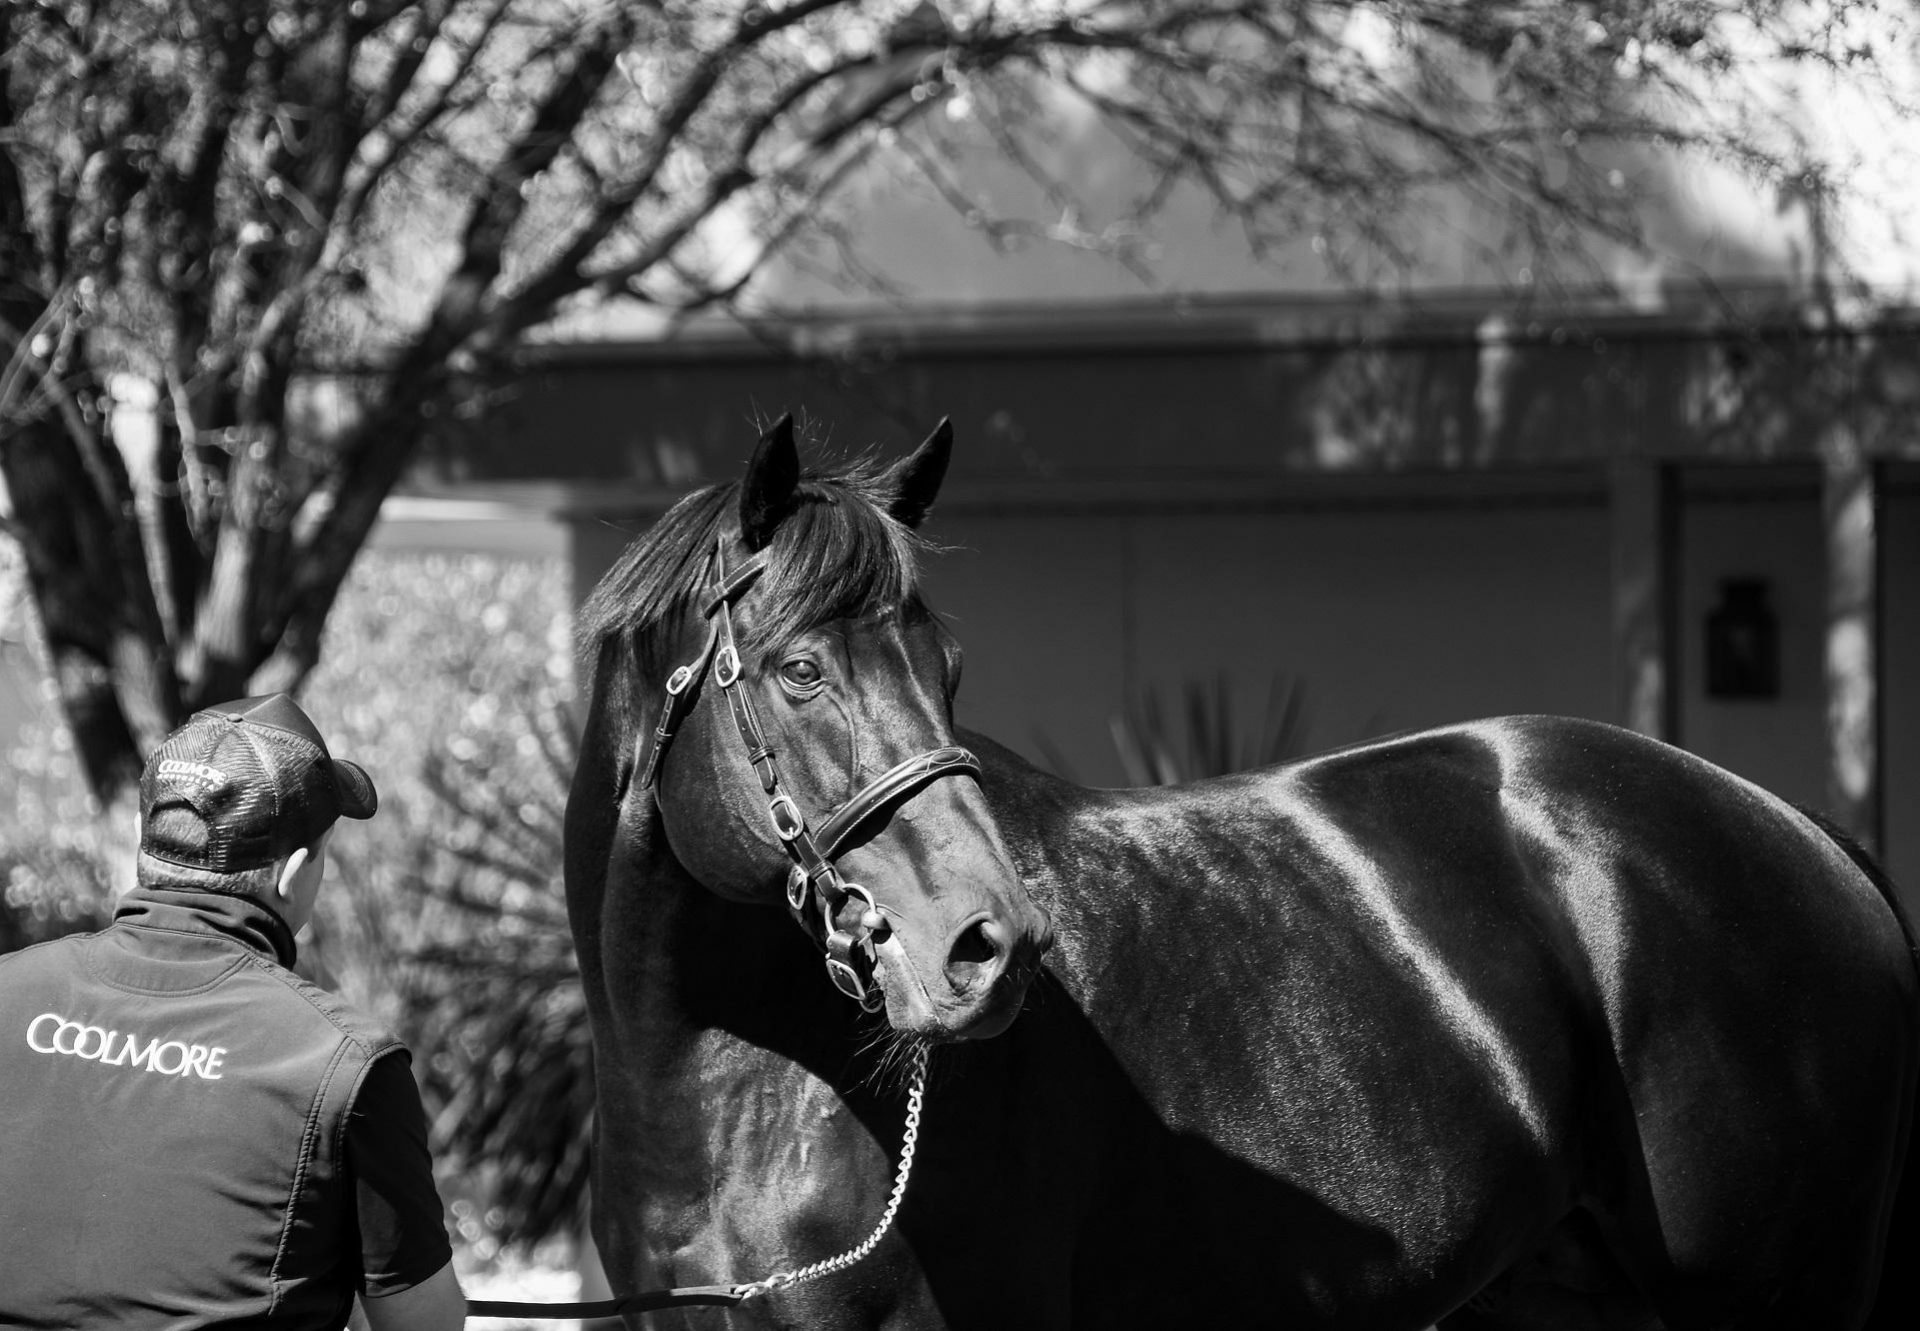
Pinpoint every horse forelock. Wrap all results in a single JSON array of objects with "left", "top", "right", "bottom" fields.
[
  {"left": 577, "top": 453, "right": 930, "bottom": 717},
  {"left": 744, "top": 458, "right": 928, "bottom": 660}
]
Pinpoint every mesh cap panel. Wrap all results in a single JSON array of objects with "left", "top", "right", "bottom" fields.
[{"left": 139, "top": 694, "right": 377, "bottom": 874}]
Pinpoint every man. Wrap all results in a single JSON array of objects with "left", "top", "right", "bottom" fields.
[{"left": 0, "top": 694, "right": 466, "bottom": 1330}]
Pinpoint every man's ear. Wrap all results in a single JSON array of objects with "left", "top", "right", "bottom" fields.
[{"left": 277, "top": 845, "right": 312, "bottom": 903}]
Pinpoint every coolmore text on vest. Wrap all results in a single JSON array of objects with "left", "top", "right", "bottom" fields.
[{"left": 26, "top": 1012, "right": 227, "bottom": 1079}]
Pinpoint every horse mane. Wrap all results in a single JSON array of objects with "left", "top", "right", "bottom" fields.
[{"left": 578, "top": 446, "right": 933, "bottom": 745}]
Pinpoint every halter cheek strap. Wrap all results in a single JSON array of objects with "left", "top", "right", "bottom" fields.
[{"left": 636, "top": 536, "right": 981, "bottom": 1011}]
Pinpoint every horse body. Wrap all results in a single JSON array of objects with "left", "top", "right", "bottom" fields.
[
  {"left": 973, "top": 717, "right": 1915, "bottom": 1327},
  {"left": 565, "top": 418, "right": 1916, "bottom": 1330}
]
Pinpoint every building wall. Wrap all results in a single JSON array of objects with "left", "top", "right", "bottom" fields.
[
  {"left": 460, "top": 294, "right": 1920, "bottom": 504},
  {"left": 1676, "top": 482, "right": 1920, "bottom": 889},
  {"left": 919, "top": 495, "right": 1614, "bottom": 781},
  {"left": 1681, "top": 483, "right": 1828, "bottom": 809}
]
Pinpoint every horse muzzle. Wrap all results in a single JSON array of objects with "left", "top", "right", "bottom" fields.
[{"left": 872, "top": 902, "right": 1052, "bottom": 1041}]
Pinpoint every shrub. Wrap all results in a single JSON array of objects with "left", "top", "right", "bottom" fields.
[
  {"left": 1036, "top": 673, "right": 1331, "bottom": 786},
  {"left": 303, "top": 550, "right": 590, "bottom": 1250}
]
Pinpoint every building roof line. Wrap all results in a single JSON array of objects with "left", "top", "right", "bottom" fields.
[{"left": 518, "top": 281, "right": 1920, "bottom": 367}]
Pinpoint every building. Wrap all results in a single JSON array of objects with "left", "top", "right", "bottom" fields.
[{"left": 439, "top": 282, "right": 1919, "bottom": 898}]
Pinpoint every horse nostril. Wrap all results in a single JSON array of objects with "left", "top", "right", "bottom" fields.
[
  {"left": 952, "top": 921, "right": 997, "bottom": 964},
  {"left": 944, "top": 919, "right": 1003, "bottom": 993}
]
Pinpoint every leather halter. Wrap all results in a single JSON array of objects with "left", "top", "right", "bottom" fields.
[{"left": 636, "top": 536, "right": 982, "bottom": 1010}]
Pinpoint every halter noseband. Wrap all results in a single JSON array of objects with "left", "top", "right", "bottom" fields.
[{"left": 636, "top": 536, "right": 982, "bottom": 1011}]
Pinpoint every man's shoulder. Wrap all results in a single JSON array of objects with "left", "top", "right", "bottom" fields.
[
  {"left": 0, "top": 928, "right": 103, "bottom": 977},
  {"left": 232, "top": 953, "right": 406, "bottom": 1061}
]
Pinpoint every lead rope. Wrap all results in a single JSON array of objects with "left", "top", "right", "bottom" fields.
[
  {"left": 734, "top": 1042, "right": 929, "bottom": 1300},
  {"left": 464, "top": 1044, "right": 929, "bottom": 1321}
]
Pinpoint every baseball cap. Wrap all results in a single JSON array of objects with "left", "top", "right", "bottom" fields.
[{"left": 138, "top": 694, "right": 378, "bottom": 874}]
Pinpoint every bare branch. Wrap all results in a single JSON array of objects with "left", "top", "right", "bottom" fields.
[
  {"left": 486, "top": 0, "right": 862, "bottom": 326},
  {"left": 0, "top": 298, "right": 106, "bottom": 475},
  {"left": 615, "top": 107, "right": 900, "bottom": 311},
  {"left": 330, "top": 0, "right": 517, "bottom": 249}
]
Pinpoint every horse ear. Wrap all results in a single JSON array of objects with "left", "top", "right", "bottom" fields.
[
  {"left": 740, "top": 414, "right": 801, "bottom": 551},
  {"left": 885, "top": 418, "right": 953, "bottom": 529}
]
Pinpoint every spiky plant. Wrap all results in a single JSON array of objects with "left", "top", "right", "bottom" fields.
[
  {"left": 1109, "top": 673, "right": 1318, "bottom": 786},
  {"left": 298, "top": 551, "right": 593, "bottom": 1254},
  {"left": 1036, "top": 672, "right": 1329, "bottom": 788},
  {"left": 402, "top": 696, "right": 592, "bottom": 1249}
]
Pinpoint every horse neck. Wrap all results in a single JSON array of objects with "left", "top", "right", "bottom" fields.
[
  {"left": 960, "top": 727, "right": 1203, "bottom": 1023},
  {"left": 610, "top": 800, "right": 843, "bottom": 1053}
]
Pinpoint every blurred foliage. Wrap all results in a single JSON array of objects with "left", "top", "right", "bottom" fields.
[
  {"left": 1, "top": 543, "right": 592, "bottom": 1253},
  {"left": 1111, "top": 674, "right": 1318, "bottom": 787},
  {"left": 1037, "top": 673, "right": 1368, "bottom": 787},
  {"left": 302, "top": 550, "right": 590, "bottom": 1254}
]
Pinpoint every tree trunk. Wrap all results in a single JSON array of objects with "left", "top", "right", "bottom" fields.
[{"left": 0, "top": 414, "right": 149, "bottom": 798}]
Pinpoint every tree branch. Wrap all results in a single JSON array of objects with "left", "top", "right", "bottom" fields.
[
  {"left": 329, "top": 0, "right": 516, "bottom": 252},
  {"left": 482, "top": 0, "right": 860, "bottom": 326}
]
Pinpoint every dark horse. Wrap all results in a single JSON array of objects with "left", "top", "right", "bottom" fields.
[{"left": 566, "top": 416, "right": 1918, "bottom": 1330}]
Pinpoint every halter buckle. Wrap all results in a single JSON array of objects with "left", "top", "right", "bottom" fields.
[
  {"left": 825, "top": 952, "right": 882, "bottom": 1011},
  {"left": 768, "top": 794, "right": 806, "bottom": 842},
  {"left": 664, "top": 664, "right": 695, "bottom": 696},
  {"left": 714, "top": 644, "right": 742, "bottom": 687},
  {"left": 785, "top": 867, "right": 810, "bottom": 912},
  {"left": 825, "top": 956, "right": 866, "bottom": 1002}
]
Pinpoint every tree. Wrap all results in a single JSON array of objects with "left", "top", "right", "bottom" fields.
[{"left": 0, "top": 0, "right": 1909, "bottom": 806}]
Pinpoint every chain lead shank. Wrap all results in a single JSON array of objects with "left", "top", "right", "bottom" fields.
[{"left": 733, "top": 1043, "right": 930, "bottom": 1302}]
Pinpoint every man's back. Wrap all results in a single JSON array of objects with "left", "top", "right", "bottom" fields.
[{"left": 0, "top": 887, "right": 400, "bottom": 1329}]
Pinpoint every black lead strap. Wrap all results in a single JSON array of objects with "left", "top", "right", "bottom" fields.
[{"left": 466, "top": 1283, "right": 746, "bottom": 1320}]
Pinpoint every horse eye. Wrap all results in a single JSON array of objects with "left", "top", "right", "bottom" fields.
[{"left": 780, "top": 658, "right": 823, "bottom": 689}]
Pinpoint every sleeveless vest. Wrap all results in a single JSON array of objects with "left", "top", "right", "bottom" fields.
[{"left": 0, "top": 886, "right": 402, "bottom": 1329}]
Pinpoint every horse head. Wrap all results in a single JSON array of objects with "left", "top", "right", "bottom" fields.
[{"left": 582, "top": 415, "right": 1052, "bottom": 1041}]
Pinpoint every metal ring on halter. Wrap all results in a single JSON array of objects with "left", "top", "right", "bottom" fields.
[
  {"left": 840, "top": 882, "right": 878, "bottom": 929},
  {"left": 714, "top": 644, "right": 741, "bottom": 687},
  {"left": 665, "top": 664, "right": 695, "bottom": 696}
]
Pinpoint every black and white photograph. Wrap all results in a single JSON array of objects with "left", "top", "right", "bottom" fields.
[{"left": 2, "top": 2, "right": 1917, "bottom": 1328}]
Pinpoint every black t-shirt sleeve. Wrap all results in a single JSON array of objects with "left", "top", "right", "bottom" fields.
[{"left": 344, "top": 1049, "right": 455, "bottom": 1296}]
